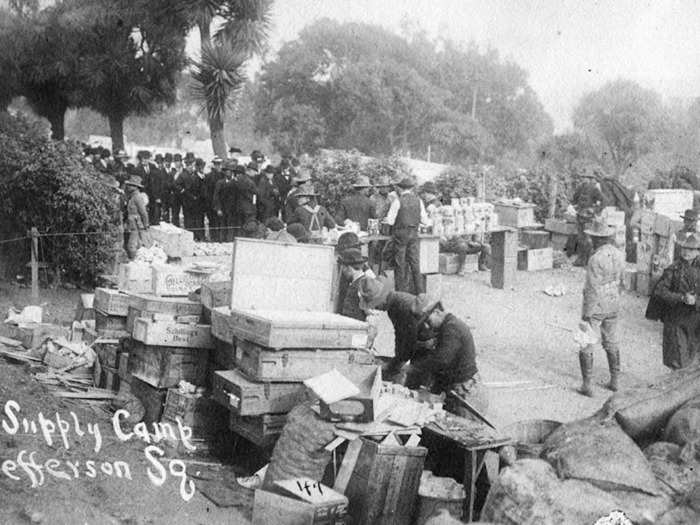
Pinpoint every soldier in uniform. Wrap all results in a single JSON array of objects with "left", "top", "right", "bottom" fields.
[
  {"left": 647, "top": 233, "right": 700, "bottom": 369},
  {"left": 288, "top": 183, "right": 336, "bottom": 240},
  {"left": 572, "top": 171, "right": 604, "bottom": 266},
  {"left": 370, "top": 176, "right": 394, "bottom": 221},
  {"left": 336, "top": 175, "right": 376, "bottom": 231},
  {"left": 236, "top": 166, "right": 259, "bottom": 227},
  {"left": 204, "top": 157, "right": 225, "bottom": 241},
  {"left": 283, "top": 171, "right": 311, "bottom": 222},
  {"left": 578, "top": 220, "right": 625, "bottom": 396},
  {"left": 111, "top": 150, "right": 130, "bottom": 186},
  {"left": 124, "top": 175, "right": 152, "bottom": 259},
  {"left": 383, "top": 177, "right": 429, "bottom": 294}
]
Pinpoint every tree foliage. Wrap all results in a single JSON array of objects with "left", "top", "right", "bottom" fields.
[
  {"left": 0, "top": 113, "right": 121, "bottom": 284},
  {"left": 254, "top": 20, "right": 553, "bottom": 161},
  {"left": 573, "top": 79, "right": 668, "bottom": 177}
]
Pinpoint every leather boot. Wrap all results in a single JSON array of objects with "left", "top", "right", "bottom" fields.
[
  {"left": 578, "top": 349, "right": 594, "bottom": 397},
  {"left": 605, "top": 347, "right": 620, "bottom": 391}
]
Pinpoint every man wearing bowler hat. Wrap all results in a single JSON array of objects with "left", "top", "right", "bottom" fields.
[
  {"left": 578, "top": 219, "right": 625, "bottom": 397},
  {"left": 338, "top": 248, "right": 371, "bottom": 321},
  {"left": 124, "top": 175, "right": 152, "bottom": 259},
  {"left": 383, "top": 177, "right": 430, "bottom": 293},
  {"left": 336, "top": 175, "right": 376, "bottom": 231},
  {"left": 205, "top": 156, "right": 225, "bottom": 241}
]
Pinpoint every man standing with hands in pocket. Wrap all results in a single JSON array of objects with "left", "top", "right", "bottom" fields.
[
  {"left": 648, "top": 233, "right": 700, "bottom": 369},
  {"left": 578, "top": 220, "right": 625, "bottom": 397}
]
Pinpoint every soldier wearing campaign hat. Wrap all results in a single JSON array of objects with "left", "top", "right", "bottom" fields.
[{"left": 336, "top": 175, "right": 376, "bottom": 231}]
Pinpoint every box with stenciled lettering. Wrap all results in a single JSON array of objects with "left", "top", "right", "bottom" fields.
[
  {"left": 151, "top": 264, "right": 212, "bottom": 297},
  {"left": 127, "top": 341, "right": 209, "bottom": 388},
  {"left": 253, "top": 479, "right": 348, "bottom": 525},
  {"left": 132, "top": 317, "right": 213, "bottom": 349}
]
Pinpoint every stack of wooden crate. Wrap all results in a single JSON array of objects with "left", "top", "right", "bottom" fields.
[
  {"left": 517, "top": 229, "right": 553, "bottom": 271},
  {"left": 490, "top": 228, "right": 518, "bottom": 289},
  {"left": 210, "top": 239, "right": 373, "bottom": 448},
  {"left": 635, "top": 208, "right": 684, "bottom": 296},
  {"left": 93, "top": 288, "right": 131, "bottom": 339}
]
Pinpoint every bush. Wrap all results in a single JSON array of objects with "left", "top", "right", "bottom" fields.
[
  {"left": 0, "top": 112, "right": 121, "bottom": 285},
  {"left": 306, "top": 149, "right": 414, "bottom": 215}
]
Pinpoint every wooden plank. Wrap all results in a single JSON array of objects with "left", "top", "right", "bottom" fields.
[
  {"left": 200, "top": 281, "right": 231, "bottom": 310},
  {"left": 228, "top": 308, "right": 368, "bottom": 349},
  {"left": 418, "top": 236, "right": 440, "bottom": 274},
  {"left": 0, "top": 336, "right": 24, "bottom": 347},
  {"left": 235, "top": 339, "right": 375, "bottom": 382},
  {"left": 231, "top": 238, "right": 336, "bottom": 312},
  {"left": 128, "top": 293, "right": 203, "bottom": 317},
  {"left": 333, "top": 438, "right": 363, "bottom": 493},
  {"left": 132, "top": 318, "right": 213, "bottom": 349},
  {"left": 229, "top": 413, "right": 286, "bottom": 447},
  {"left": 128, "top": 342, "right": 210, "bottom": 388},
  {"left": 94, "top": 309, "right": 128, "bottom": 333},
  {"left": 212, "top": 369, "right": 307, "bottom": 416},
  {"left": 211, "top": 307, "right": 234, "bottom": 344},
  {"left": 6, "top": 323, "right": 69, "bottom": 349}
]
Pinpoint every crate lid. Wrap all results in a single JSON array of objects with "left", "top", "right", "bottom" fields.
[{"left": 231, "top": 238, "right": 337, "bottom": 312}]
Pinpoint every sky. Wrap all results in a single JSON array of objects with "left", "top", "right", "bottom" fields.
[{"left": 250, "top": 0, "right": 700, "bottom": 132}]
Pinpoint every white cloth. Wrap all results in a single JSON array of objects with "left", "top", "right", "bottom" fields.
[{"left": 384, "top": 189, "right": 430, "bottom": 226}]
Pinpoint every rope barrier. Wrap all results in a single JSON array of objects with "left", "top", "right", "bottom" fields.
[{"left": 0, "top": 236, "right": 29, "bottom": 245}]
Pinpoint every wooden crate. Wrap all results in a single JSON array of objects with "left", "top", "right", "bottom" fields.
[
  {"left": 211, "top": 338, "right": 236, "bottom": 369},
  {"left": 118, "top": 351, "right": 130, "bottom": 380},
  {"left": 230, "top": 238, "right": 336, "bottom": 312},
  {"left": 623, "top": 267, "right": 638, "bottom": 292},
  {"left": 228, "top": 309, "right": 368, "bottom": 350},
  {"left": 148, "top": 224, "right": 195, "bottom": 258},
  {"left": 212, "top": 369, "right": 308, "bottom": 416},
  {"left": 129, "top": 376, "right": 168, "bottom": 425},
  {"left": 439, "top": 253, "right": 460, "bottom": 275},
  {"left": 234, "top": 339, "right": 375, "bottom": 383},
  {"left": 490, "top": 229, "right": 518, "bottom": 259},
  {"left": 5, "top": 323, "right": 69, "bottom": 349},
  {"left": 93, "top": 288, "right": 131, "bottom": 316},
  {"left": 162, "top": 389, "right": 224, "bottom": 431},
  {"left": 229, "top": 413, "right": 286, "bottom": 448},
  {"left": 490, "top": 257, "right": 517, "bottom": 289},
  {"left": 494, "top": 203, "right": 537, "bottom": 228},
  {"left": 645, "top": 189, "right": 694, "bottom": 218},
  {"left": 117, "top": 262, "right": 152, "bottom": 293},
  {"left": 151, "top": 264, "right": 212, "bottom": 297},
  {"left": 201, "top": 281, "right": 231, "bottom": 310},
  {"left": 424, "top": 273, "right": 442, "bottom": 300},
  {"left": 132, "top": 318, "right": 213, "bottom": 349},
  {"left": 128, "top": 293, "right": 203, "bottom": 317},
  {"left": 253, "top": 481, "right": 348, "bottom": 525},
  {"left": 640, "top": 210, "right": 656, "bottom": 235},
  {"left": 211, "top": 306, "right": 234, "bottom": 344},
  {"left": 319, "top": 366, "right": 382, "bottom": 423},
  {"left": 418, "top": 236, "right": 440, "bottom": 274},
  {"left": 97, "top": 365, "right": 121, "bottom": 392},
  {"left": 517, "top": 247, "right": 553, "bottom": 271},
  {"left": 343, "top": 438, "right": 427, "bottom": 525},
  {"left": 128, "top": 342, "right": 210, "bottom": 388},
  {"left": 520, "top": 229, "right": 550, "bottom": 250},
  {"left": 550, "top": 232, "right": 570, "bottom": 252},
  {"left": 544, "top": 218, "right": 577, "bottom": 235},
  {"left": 95, "top": 309, "right": 128, "bottom": 333},
  {"left": 460, "top": 253, "right": 479, "bottom": 273},
  {"left": 636, "top": 235, "right": 656, "bottom": 273}
]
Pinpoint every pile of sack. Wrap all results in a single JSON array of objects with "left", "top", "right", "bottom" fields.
[{"left": 482, "top": 364, "right": 700, "bottom": 524}]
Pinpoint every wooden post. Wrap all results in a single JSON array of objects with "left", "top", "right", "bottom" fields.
[
  {"left": 30, "top": 227, "right": 39, "bottom": 302},
  {"left": 549, "top": 175, "right": 559, "bottom": 219}
]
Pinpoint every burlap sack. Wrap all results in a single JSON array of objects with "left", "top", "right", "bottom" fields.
[
  {"left": 664, "top": 397, "right": 700, "bottom": 447},
  {"left": 541, "top": 416, "right": 660, "bottom": 495}
]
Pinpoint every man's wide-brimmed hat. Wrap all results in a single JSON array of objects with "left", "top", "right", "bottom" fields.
[
  {"left": 335, "top": 232, "right": 361, "bottom": 255},
  {"left": 338, "top": 248, "right": 367, "bottom": 266},
  {"left": 212, "top": 156, "right": 223, "bottom": 164},
  {"left": 584, "top": 219, "right": 614, "bottom": 237},
  {"left": 358, "top": 277, "right": 391, "bottom": 310},
  {"left": 678, "top": 233, "right": 700, "bottom": 250},
  {"left": 184, "top": 152, "right": 195, "bottom": 164},
  {"left": 412, "top": 293, "right": 443, "bottom": 325},
  {"left": 115, "top": 149, "right": 129, "bottom": 159},
  {"left": 681, "top": 209, "right": 699, "bottom": 221},
  {"left": 396, "top": 177, "right": 415, "bottom": 189},
  {"left": 296, "top": 182, "right": 317, "bottom": 197},
  {"left": 353, "top": 175, "right": 372, "bottom": 188},
  {"left": 124, "top": 175, "right": 144, "bottom": 188},
  {"left": 222, "top": 160, "right": 237, "bottom": 172}
]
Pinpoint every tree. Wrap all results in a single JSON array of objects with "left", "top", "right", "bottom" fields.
[
  {"left": 73, "top": 0, "right": 189, "bottom": 150},
  {"left": 254, "top": 20, "right": 551, "bottom": 161},
  {"left": 0, "top": 2, "right": 82, "bottom": 138},
  {"left": 573, "top": 80, "right": 668, "bottom": 177},
  {"left": 182, "top": 0, "right": 272, "bottom": 157}
]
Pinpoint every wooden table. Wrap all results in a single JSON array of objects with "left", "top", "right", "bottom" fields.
[{"left": 422, "top": 414, "right": 512, "bottom": 522}]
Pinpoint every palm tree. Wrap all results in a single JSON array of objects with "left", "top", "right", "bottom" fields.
[{"left": 186, "top": 0, "right": 272, "bottom": 157}]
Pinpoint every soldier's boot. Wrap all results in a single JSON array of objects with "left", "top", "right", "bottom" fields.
[
  {"left": 578, "top": 348, "right": 594, "bottom": 397},
  {"left": 604, "top": 346, "right": 620, "bottom": 392}
]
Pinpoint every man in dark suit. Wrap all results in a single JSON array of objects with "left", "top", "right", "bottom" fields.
[
  {"left": 167, "top": 153, "right": 184, "bottom": 226},
  {"left": 146, "top": 153, "right": 169, "bottom": 226},
  {"left": 257, "top": 165, "right": 280, "bottom": 222},
  {"left": 204, "top": 157, "right": 225, "bottom": 241},
  {"left": 214, "top": 160, "right": 240, "bottom": 241},
  {"left": 134, "top": 150, "right": 156, "bottom": 223},
  {"left": 236, "top": 165, "right": 259, "bottom": 227}
]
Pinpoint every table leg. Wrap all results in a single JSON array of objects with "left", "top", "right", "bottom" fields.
[{"left": 464, "top": 450, "right": 477, "bottom": 522}]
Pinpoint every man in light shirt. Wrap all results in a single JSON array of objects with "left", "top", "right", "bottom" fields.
[{"left": 383, "top": 177, "right": 430, "bottom": 293}]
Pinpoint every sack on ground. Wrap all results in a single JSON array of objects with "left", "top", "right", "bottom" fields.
[
  {"left": 480, "top": 458, "right": 618, "bottom": 525},
  {"left": 664, "top": 397, "right": 700, "bottom": 447},
  {"left": 600, "top": 365, "right": 700, "bottom": 439},
  {"left": 541, "top": 415, "right": 660, "bottom": 495},
  {"left": 263, "top": 403, "right": 335, "bottom": 489}
]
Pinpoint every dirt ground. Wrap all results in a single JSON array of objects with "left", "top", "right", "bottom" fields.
[{"left": 0, "top": 266, "right": 665, "bottom": 524}]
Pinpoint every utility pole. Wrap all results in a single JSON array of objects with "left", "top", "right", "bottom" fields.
[{"left": 471, "top": 85, "right": 478, "bottom": 120}]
